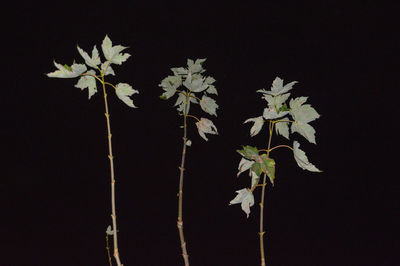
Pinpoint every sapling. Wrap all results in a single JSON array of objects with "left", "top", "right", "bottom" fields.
[
  {"left": 230, "top": 77, "right": 322, "bottom": 266},
  {"left": 47, "top": 35, "right": 138, "bottom": 266},
  {"left": 159, "top": 58, "right": 219, "bottom": 265}
]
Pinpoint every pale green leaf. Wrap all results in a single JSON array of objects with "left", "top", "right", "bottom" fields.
[
  {"left": 257, "top": 77, "right": 297, "bottom": 96},
  {"left": 263, "top": 93, "right": 291, "bottom": 111},
  {"left": 101, "top": 62, "right": 115, "bottom": 76},
  {"left": 289, "top": 97, "right": 320, "bottom": 123},
  {"left": 244, "top": 116, "right": 264, "bottom": 137},
  {"left": 106, "top": 225, "right": 113, "bottom": 235},
  {"left": 200, "top": 95, "right": 218, "bottom": 116},
  {"left": 237, "top": 157, "right": 254, "bottom": 177},
  {"left": 47, "top": 61, "right": 87, "bottom": 78},
  {"left": 171, "top": 67, "right": 188, "bottom": 76},
  {"left": 205, "top": 76, "right": 216, "bottom": 85},
  {"left": 74, "top": 70, "right": 97, "bottom": 99},
  {"left": 195, "top": 118, "right": 218, "bottom": 141},
  {"left": 115, "top": 83, "right": 139, "bottom": 108},
  {"left": 293, "top": 141, "right": 321, "bottom": 172},
  {"left": 275, "top": 119, "right": 290, "bottom": 139},
  {"left": 206, "top": 85, "right": 218, "bottom": 95},
  {"left": 187, "top": 59, "right": 194, "bottom": 67},
  {"left": 101, "top": 35, "right": 131, "bottom": 65},
  {"left": 263, "top": 107, "right": 289, "bottom": 120},
  {"left": 229, "top": 188, "right": 255, "bottom": 218},
  {"left": 77, "top": 45, "right": 101, "bottom": 68},
  {"left": 250, "top": 171, "right": 259, "bottom": 187},
  {"left": 291, "top": 121, "right": 317, "bottom": 144}
]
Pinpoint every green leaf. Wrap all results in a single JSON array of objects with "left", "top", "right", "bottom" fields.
[
  {"left": 115, "top": 83, "right": 139, "bottom": 108},
  {"left": 200, "top": 95, "right": 218, "bottom": 116},
  {"left": 101, "top": 35, "right": 130, "bottom": 65},
  {"left": 47, "top": 61, "right": 87, "bottom": 78},
  {"left": 293, "top": 141, "right": 321, "bottom": 172},
  {"left": 278, "top": 103, "right": 290, "bottom": 113},
  {"left": 260, "top": 154, "right": 276, "bottom": 185},
  {"left": 257, "top": 77, "right": 297, "bottom": 96},
  {"left": 243, "top": 116, "right": 264, "bottom": 137},
  {"left": 229, "top": 188, "right": 255, "bottom": 218},
  {"left": 63, "top": 64, "right": 72, "bottom": 71},
  {"left": 237, "top": 146, "right": 259, "bottom": 161},
  {"left": 250, "top": 162, "right": 263, "bottom": 176},
  {"left": 77, "top": 45, "right": 101, "bottom": 68},
  {"left": 195, "top": 118, "right": 218, "bottom": 141},
  {"left": 74, "top": 70, "right": 97, "bottom": 99}
]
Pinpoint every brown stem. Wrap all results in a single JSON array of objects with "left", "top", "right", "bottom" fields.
[
  {"left": 177, "top": 97, "right": 190, "bottom": 266},
  {"left": 259, "top": 173, "right": 267, "bottom": 266},
  {"left": 259, "top": 121, "right": 274, "bottom": 266},
  {"left": 101, "top": 78, "right": 123, "bottom": 266},
  {"left": 106, "top": 234, "right": 113, "bottom": 266}
]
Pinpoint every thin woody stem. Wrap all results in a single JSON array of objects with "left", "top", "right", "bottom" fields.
[
  {"left": 106, "top": 234, "right": 113, "bottom": 266},
  {"left": 101, "top": 76, "right": 123, "bottom": 266},
  {"left": 259, "top": 121, "right": 274, "bottom": 266},
  {"left": 259, "top": 145, "right": 294, "bottom": 154},
  {"left": 185, "top": 114, "right": 200, "bottom": 122},
  {"left": 177, "top": 96, "right": 190, "bottom": 266}
]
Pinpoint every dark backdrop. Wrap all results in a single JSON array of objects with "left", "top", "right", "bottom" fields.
[{"left": 4, "top": 1, "right": 398, "bottom": 266}]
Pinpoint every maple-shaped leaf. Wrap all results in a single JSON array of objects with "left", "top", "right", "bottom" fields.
[
  {"left": 77, "top": 45, "right": 101, "bottom": 68},
  {"left": 275, "top": 120, "right": 290, "bottom": 139},
  {"left": 293, "top": 141, "right": 321, "bottom": 172},
  {"left": 237, "top": 157, "right": 254, "bottom": 177},
  {"left": 106, "top": 225, "right": 114, "bottom": 236},
  {"left": 74, "top": 70, "right": 97, "bottom": 99},
  {"left": 47, "top": 61, "right": 87, "bottom": 78},
  {"left": 244, "top": 116, "right": 264, "bottom": 137},
  {"left": 237, "top": 146, "right": 259, "bottom": 161},
  {"left": 101, "top": 62, "right": 115, "bottom": 76},
  {"left": 289, "top": 97, "right": 320, "bottom": 123},
  {"left": 159, "top": 75, "right": 182, "bottom": 100},
  {"left": 263, "top": 107, "right": 289, "bottom": 120},
  {"left": 262, "top": 93, "right": 291, "bottom": 111},
  {"left": 250, "top": 171, "right": 259, "bottom": 187},
  {"left": 171, "top": 67, "right": 188, "bottom": 76},
  {"left": 115, "top": 83, "right": 138, "bottom": 108},
  {"left": 289, "top": 97, "right": 320, "bottom": 144},
  {"left": 101, "top": 35, "right": 131, "bottom": 65},
  {"left": 257, "top": 77, "right": 297, "bottom": 96},
  {"left": 195, "top": 118, "right": 218, "bottom": 141},
  {"left": 188, "top": 58, "right": 206, "bottom": 74},
  {"left": 229, "top": 188, "right": 255, "bottom": 218},
  {"left": 260, "top": 154, "right": 276, "bottom": 185},
  {"left": 200, "top": 95, "right": 218, "bottom": 116}
]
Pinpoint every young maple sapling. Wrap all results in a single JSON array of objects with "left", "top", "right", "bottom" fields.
[
  {"left": 159, "top": 58, "right": 219, "bottom": 265},
  {"left": 230, "top": 77, "right": 322, "bottom": 266},
  {"left": 47, "top": 35, "right": 138, "bottom": 266}
]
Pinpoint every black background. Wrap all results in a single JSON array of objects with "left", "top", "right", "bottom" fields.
[{"left": 4, "top": 1, "right": 398, "bottom": 266}]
